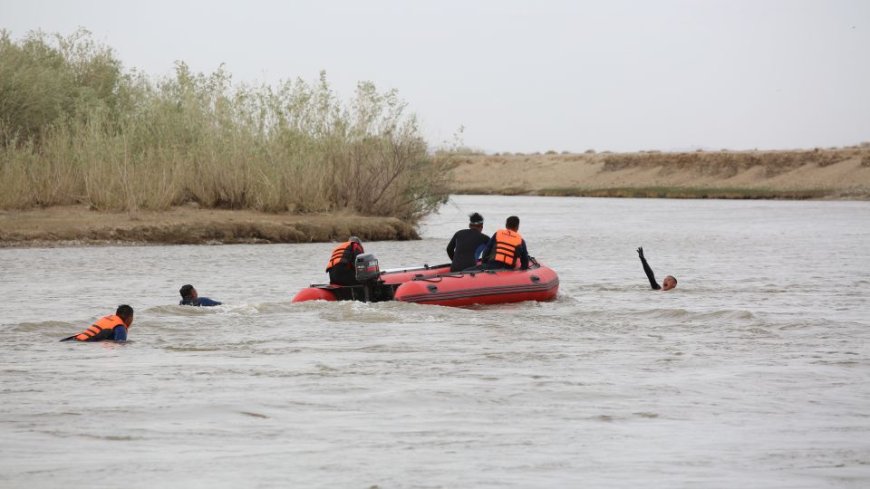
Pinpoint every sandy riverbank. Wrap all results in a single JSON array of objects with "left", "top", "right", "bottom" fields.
[
  {"left": 450, "top": 146, "right": 870, "bottom": 199},
  {"left": 0, "top": 206, "right": 418, "bottom": 248},
  {"left": 4, "top": 146, "right": 869, "bottom": 247}
]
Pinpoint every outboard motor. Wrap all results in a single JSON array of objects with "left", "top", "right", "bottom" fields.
[
  {"left": 354, "top": 254, "right": 380, "bottom": 282},
  {"left": 354, "top": 253, "right": 383, "bottom": 302}
]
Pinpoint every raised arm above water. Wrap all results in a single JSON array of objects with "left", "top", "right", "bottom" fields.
[{"left": 637, "top": 247, "right": 661, "bottom": 290}]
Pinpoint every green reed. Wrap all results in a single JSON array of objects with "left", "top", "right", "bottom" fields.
[{"left": 0, "top": 30, "right": 451, "bottom": 222}]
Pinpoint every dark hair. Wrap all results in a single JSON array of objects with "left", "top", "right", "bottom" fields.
[
  {"left": 116, "top": 304, "right": 134, "bottom": 320},
  {"left": 506, "top": 215, "right": 520, "bottom": 229},
  {"left": 179, "top": 284, "right": 194, "bottom": 299},
  {"left": 469, "top": 212, "right": 484, "bottom": 225}
]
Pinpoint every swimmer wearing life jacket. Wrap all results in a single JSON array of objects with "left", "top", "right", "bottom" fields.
[
  {"left": 179, "top": 284, "right": 222, "bottom": 306},
  {"left": 637, "top": 247, "right": 677, "bottom": 291},
  {"left": 326, "top": 236, "right": 365, "bottom": 285},
  {"left": 60, "top": 305, "right": 134, "bottom": 342},
  {"left": 480, "top": 215, "right": 530, "bottom": 270}
]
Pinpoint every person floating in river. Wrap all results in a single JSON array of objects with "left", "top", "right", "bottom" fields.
[
  {"left": 61, "top": 305, "right": 134, "bottom": 342},
  {"left": 481, "top": 215, "right": 530, "bottom": 270},
  {"left": 446, "top": 212, "right": 490, "bottom": 272},
  {"left": 179, "top": 284, "right": 222, "bottom": 306},
  {"left": 637, "top": 247, "right": 677, "bottom": 291},
  {"left": 326, "top": 236, "right": 365, "bottom": 286}
]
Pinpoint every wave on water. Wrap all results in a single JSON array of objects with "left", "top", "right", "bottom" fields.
[
  {"left": 9, "top": 320, "right": 74, "bottom": 333},
  {"left": 146, "top": 304, "right": 212, "bottom": 315},
  {"left": 643, "top": 308, "right": 692, "bottom": 319},
  {"left": 315, "top": 300, "right": 418, "bottom": 324},
  {"left": 145, "top": 303, "right": 255, "bottom": 316},
  {"left": 160, "top": 344, "right": 230, "bottom": 352},
  {"left": 698, "top": 309, "right": 756, "bottom": 321},
  {"left": 39, "top": 431, "right": 147, "bottom": 442},
  {"left": 147, "top": 302, "right": 321, "bottom": 320},
  {"left": 639, "top": 308, "right": 758, "bottom": 322},
  {"left": 254, "top": 301, "right": 304, "bottom": 314}
]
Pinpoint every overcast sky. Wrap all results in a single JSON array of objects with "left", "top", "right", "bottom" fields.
[{"left": 2, "top": 0, "right": 869, "bottom": 152}]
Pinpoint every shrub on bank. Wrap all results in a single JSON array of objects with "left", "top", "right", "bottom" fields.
[{"left": 0, "top": 30, "right": 450, "bottom": 222}]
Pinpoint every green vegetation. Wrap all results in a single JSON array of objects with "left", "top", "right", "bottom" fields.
[
  {"left": 453, "top": 186, "right": 532, "bottom": 196},
  {"left": 537, "top": 186, "right": 828, "bottom": 200},
  {"left": 449, "top": 185, "right": 829, "bottom": 199},
  {"left": 0, "top": 30, "right": 450, "bottom": 222},
  {"left": 601, "top": 150, "right": 856, "bottom": 176}
]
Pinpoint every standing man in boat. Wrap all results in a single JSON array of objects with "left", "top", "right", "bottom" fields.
[
  {"left": 60, "top": 305, "right": 134, "bottom": 342},
  {"left": 179, "top": 284, "right": 222, "bottom": 306},
  {"left": 637, "top": 247, "right": 677, "bottom": 291},
  {"left": 326, "top": 236, "right": 365, "bottom": 285},
  {"left": 446, "top": 212, "right": 490, "bottom": 272},
  {"left": 481, "top": 215, "right": 530, "bottom": 270}
]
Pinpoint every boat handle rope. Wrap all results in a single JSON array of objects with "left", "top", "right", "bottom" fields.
[
  {"left": 412, "top": 259, "right": 540, "bottom": 283},
  {"left": 415, "top": 269, "right": 502, "bottom": 282}
]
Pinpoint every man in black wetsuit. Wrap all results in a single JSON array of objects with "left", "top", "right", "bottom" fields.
[
  {"left": 637, "top": 247, "right": 677, "bottom": 291},
  {"left": 446, "top": 212, "right": 490, "bottom": 272}
]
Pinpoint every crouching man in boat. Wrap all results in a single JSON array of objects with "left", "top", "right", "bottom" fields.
[
  {"left": 481, "top": 216, "right": 530, "bottom": 270},
  {"left": 179, "top": 284, "right": 222, "bottom": 306},
  {"left": 447, "top": 212, "right": 490, "bottom": 272},
  {"left": 60, "top": 305, "right": 134, "bottom": 342},
  {"left": 637, "top": 247, "right": 677, "bottom": 291},
  {"left": 326, "top": 236, "right": 365, "bottom": 285}
]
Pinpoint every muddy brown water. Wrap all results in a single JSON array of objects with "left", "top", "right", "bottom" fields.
[{"left": 1, "top": 195, "right": 868, "bottom": 488}]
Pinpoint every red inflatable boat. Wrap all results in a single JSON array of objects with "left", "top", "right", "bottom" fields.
[
  {"left": 393, "top": 263, "right": 559, "bottom": 307},
  {"left": 292, "top": 253, "right": 559, "bottom": 307}
]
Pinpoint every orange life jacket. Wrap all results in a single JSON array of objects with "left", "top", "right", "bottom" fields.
[
  {"left": 491, "top": 229, "right": 524, "bottom": 267},
  {"left": 326, "top": 241, "right": 362, "bottom": 271},
  {"left": 74, "top": 314, "right": 127, "bottom": 342}
]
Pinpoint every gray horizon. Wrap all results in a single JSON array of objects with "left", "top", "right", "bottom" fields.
[{"left": 1, "top": 0, "right": 868, "bottom": 153}]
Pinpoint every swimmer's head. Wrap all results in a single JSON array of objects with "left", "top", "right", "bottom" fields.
[
  {"left": 116, "top": 304, "right": 134, "bottom": 326},
  {"left": 662, "top": 275, "right": 677, "bottom": 291},
  {"left": 180, "top": 284, "right": 196, "bottom": 300}
]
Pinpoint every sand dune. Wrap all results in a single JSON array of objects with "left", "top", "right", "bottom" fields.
[{"left": 450, "top": 146, "right": 870, "bottom": 199}]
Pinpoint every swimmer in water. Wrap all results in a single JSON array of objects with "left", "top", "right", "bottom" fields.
[
  {"left": 637, "top": 247, "right": 677, "bottom": 291},
  {"left": 61, "top": 305, "right": 134, "bottom": 342},
  {"left": 179, "top": 284, "right": 222, "bottom": 306}
]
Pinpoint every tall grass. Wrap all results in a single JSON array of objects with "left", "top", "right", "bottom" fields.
[{"left": 0, "top": 30, "right": 451, "bottom": 222}]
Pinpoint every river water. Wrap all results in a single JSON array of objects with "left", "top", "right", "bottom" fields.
[{"left": 1, "top": 195, "right": 868, "bottom": 488}]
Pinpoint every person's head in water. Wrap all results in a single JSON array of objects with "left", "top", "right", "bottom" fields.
[
  {"left": 506, "top": 215, "right": 520, "bottom": 231},
  {"left": 469, "top": 212, "right": 484, "bottom": 231},
  {"left": 662, "top": 275, "right": 678, "bottom": 291},
  {"left": 349, "top": 236, "right": 361, "bottom": 245},
  {"left": 180, "top": 284, "right": 197, "bottom": 301},
  {"left": 116, "top": 304, "right": 134, "bottom": 327}
]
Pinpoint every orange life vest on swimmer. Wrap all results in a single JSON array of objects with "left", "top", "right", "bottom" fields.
[
  {"left": 326, "top": 241, "right": 362, "bottom": 271},
  {"left": 491, "top": 229, "right": 524, "bottom": 267},
  {"left": 74, "top": 314, "right": 127, "bottom": 342}
]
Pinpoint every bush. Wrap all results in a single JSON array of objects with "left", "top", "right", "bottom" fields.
[
  {"left": 0, "top": 31, "right": 450, "bottom": 222},
  {"left": 0, "top": 29, "right": 124, "bottom": 143}
]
